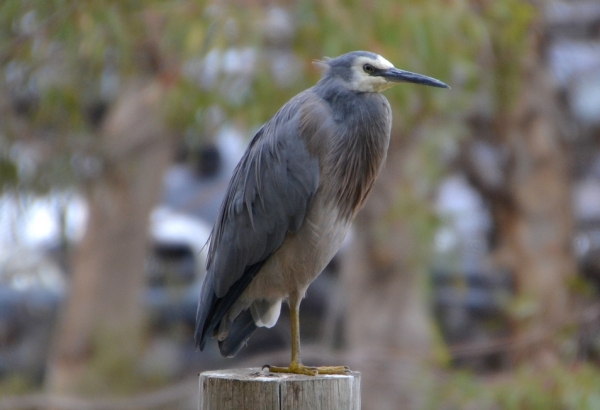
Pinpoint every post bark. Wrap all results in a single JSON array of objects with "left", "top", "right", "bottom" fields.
[{"left": 199, "top": 368, "right": 361, "bottom": 410}]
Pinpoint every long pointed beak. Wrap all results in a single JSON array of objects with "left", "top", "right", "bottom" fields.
[{"left": 379, "top": 67, "right": 450, "bottom": 89}]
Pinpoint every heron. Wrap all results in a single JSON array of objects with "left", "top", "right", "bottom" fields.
[{"left": 195, "top": 51, "right": 449, "bottom": 375}]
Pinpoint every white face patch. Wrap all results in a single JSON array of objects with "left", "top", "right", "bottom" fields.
[
  {"left": 348, "top": 55, "right": 396, "bottom": 93},
  {"left": 376, "top": 55, "right": 394, "bottom": 68}
]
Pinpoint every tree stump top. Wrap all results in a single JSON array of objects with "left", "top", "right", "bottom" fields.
[{"left": 199, "top": 367, "right": 361, "bottom": 410}]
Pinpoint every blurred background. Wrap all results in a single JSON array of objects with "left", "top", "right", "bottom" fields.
[{"left": 1, "top": 0, "right": 600, "bottom": 409}]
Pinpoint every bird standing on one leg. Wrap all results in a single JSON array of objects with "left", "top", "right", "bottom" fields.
[{"left": 195, "top": 51, "right": 449, "bottom": 375}]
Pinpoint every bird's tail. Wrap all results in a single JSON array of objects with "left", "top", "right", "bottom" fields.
[
  {"left": 218, "top": 309, "right": 258, "bottom": 357},
  {"left": 195, "top": 261, "right": 266, "bottom": 353},
  {"left": 194, "top": 273, "right": 215, "bottom": 350}
]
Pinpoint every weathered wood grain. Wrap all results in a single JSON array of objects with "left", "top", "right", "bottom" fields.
[{"left": 199, "top": 368, "right": 360, "bottom": 410}]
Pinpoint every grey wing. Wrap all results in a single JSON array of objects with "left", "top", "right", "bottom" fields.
[{"left": 195, "top": 92, "right": 321, "bottom": 350}]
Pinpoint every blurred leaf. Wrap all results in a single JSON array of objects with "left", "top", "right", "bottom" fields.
[
  {"left": 0, "top": 157, "right": 18, "bottom": 189},
  {"left": 428, "top": 363, "right": 600, "bottom": 410}
]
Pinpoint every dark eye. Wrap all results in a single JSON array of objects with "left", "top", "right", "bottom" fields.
[{"left": 363, "top": 64, "right": 374, "bottom": 73}]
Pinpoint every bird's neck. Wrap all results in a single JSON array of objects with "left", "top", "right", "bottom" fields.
[{"left": 315, "top": 83, "right": 391, "bottom": 220}]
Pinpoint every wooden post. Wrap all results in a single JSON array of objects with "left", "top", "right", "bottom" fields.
[{"left": 199, "top": 368, "right": 361, "bottom": 410}]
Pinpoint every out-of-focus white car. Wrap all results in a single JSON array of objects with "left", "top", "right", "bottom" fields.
[{"left": 146, "top": 207, "right": 211, "bottom": 327}]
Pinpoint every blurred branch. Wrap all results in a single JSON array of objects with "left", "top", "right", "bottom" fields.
[
  {"left": 458, "top": 136, "right": 518, "bottom": 214},
  {"left": 448, "top": 301, "right": 600, "bottom": 359},
  {"left": 0, "top": 5, "right": 75, "bottom": 66}
]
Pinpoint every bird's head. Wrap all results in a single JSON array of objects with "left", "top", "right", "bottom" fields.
[{"left": 315, "top": 51, "right": 449, "bottom": 93}]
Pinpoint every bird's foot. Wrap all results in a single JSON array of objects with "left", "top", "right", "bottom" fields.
[
  {"left": 313, "top": 365, "right": 350, "bottom": 375},
  {"left": 264, "top": 363, "right": 350, "bottom": 376},
  {"left": 265, "top": 363, "right": 317, "bottom": 376}
]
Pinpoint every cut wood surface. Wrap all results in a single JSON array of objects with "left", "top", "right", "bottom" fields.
[{"left": 199, "top": 368, "right": 361, "bottom": 410}]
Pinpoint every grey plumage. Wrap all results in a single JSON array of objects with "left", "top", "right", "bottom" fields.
[{"left": 195, "top": 51, "right": 449, "bottom": 365}]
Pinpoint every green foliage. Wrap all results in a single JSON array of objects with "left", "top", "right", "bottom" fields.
[
  {"left": 299, "top": 0, "right": 535, "bottom": 129},
  {"left": 482, "top": 0, "right": 536, "bottom": 114},
  {"left": 0, "top": 374, "right": 36, "bottom": 395},
  {"left": 0, "top": 157, "right": 18, "bottom": 189},
  {"left": 76, "top": 326, "right": 169, "bottom": 396},
  {"left": 0, "top": 0, "right": 536, "bottom": 192},
  {"left": 428, "top": 363, "right": 600, "bottom": 410}
]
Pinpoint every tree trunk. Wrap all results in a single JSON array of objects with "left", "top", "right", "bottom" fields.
[
  {"left": 465, "top": 18, "right": 576, "bottom": 364},
  {"left": 342, "top": 139, "right": 435, "bottom": 410},
  {"left": 498, "top": 27, "right": 575, "bottom": 362},
  {"left": 46, "top": 79, "right": 173, "bottom": 395}
]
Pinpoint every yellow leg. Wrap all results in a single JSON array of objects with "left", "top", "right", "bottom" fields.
[{"left": 267, "top": 293, "right": 349, "bottom": 376}]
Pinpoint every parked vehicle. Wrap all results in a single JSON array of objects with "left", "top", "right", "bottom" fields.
[
  {"left": 0, "top": 248, "right": 67, "bottom": 383},
  {"left": 146, "top": 207, "right": 211, "bottom": 328}
]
